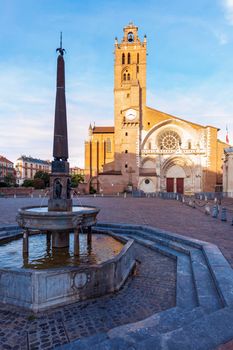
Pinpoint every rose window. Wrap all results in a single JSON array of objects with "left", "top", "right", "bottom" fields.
[{"left": 158, "top": 131, "right": 181, "bottom": 150}]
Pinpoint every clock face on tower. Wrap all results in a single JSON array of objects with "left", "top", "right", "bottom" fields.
[{"left": 125, "top": 109, "right": 137, "bottom": 121}]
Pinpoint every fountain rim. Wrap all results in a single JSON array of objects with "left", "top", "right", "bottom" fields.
[{"left": 17, "top": 205, "right": 100, "bottom": 217}]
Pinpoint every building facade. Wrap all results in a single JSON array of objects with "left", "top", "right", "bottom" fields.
[
  {"left": 223, "top": 148, "right": 233, "bottom": 196},
  {"left": 85, "top": 23, "right": 228, "bottom": 194},
  {"left": 15, "top": 156, "right": 51, "bottom": 185},
  {"left": 0, "top": 156, "right": 15, "bottom": 182}
]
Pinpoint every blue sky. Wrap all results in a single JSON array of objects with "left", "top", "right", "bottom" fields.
[{"left": 0, "top": 0, "right": 233, "bottom": 167}]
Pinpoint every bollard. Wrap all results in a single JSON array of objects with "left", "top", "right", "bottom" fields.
[
  {"left": 205, "top": 204, "right": 210, "bottom": 215},
  {"left": 101, "top": 193, "right": 104, "bottom": 197},
  {"left": 214, "top": 197, "right": 218, "bottom": 204},
  {"left": 205, "top": 195, "right": 208, "bottom": 202},
  {"left": 212, "top": 205, "right": 218, "bottom": 218},
  {"left": 221, "top": 207, "right": 227, "bottom": 222},
  {"left": 200, "top": 195, "right": 203, "bottom": 201},
  {"left": 182, "top": 196, "right": 185, "bottom": 204},
  {"left": 117, "top": 192, "right": 120, "bottom": 196},
  {"left": 94, "top": 193, "right": 96, "bottom": 197},
  {"left": 124, "top": 192, "right": 127, "bottom": 198},
  {"left": 14, "top": 194, "right": 16, "bottom": 198},
  {"left": 176, "top": 195, "right": 179, "bottom": 201}
]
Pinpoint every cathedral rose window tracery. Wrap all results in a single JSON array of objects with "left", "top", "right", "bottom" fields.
[{"left": 158, "top": 131, "right": 181, "bottom": 150}]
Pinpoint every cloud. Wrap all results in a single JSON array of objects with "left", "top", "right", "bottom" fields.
[
  {"left": 0, "top": 61, "right": 114, "bottom": 168},
  {"left": 222, "top": 0, "right": 233, "bottom": 25}
]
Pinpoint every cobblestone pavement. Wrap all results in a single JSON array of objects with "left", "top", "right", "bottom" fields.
[
  {"left": 1, "top": 196, "right": 233, "bottom": 266},
  {"left": 0, "top": 243, "right": 176, "bottom": 350}
]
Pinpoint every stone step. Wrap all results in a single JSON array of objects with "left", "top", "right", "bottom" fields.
[
  {"left": 135, "top": 305, "right": 233, "bottom": 350},
  {"left": 95, "top": 226, "right": 188, "bottom": 256},
  {"left": 190, "top": 250, "right": 223, "bottom": 312},
  {"left": 96, "top": 225, "right": 222, "bottom": 312},
  {"left": 202, "top": 244, "right": 233, "bottom": 307},
  {"left": 107, "top": 307, "right": 205, "bottom": 344},
  {"left": 119, "top": 233, "right": 198, "bottom": 310}
]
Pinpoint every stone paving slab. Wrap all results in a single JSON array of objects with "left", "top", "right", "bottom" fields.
[
  {"left": 1, "top": 196, "right": 233, "bottom": 349},
  {"left": 1, "top": 196, "right": 233, "bottom": 266}
]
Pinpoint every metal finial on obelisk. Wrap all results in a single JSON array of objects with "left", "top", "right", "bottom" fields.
[{"left": 56, "top": 32, "right": 66, "bottom": 56}]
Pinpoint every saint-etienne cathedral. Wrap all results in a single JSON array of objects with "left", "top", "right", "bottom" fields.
[{"left": 84, "top": 23, "right": 228, "bottom": 194}]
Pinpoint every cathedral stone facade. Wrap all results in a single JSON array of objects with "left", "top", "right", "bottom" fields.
[{"left": 85, "top": 23, "right": 227, "bottom": 194}]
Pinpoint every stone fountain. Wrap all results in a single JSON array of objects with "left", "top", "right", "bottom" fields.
[
  {"left": 17, "top": 36, "right": 99, "bottom": 254},
  {"left": 0, "top": 36, "right": 135, "bottom": 312}
]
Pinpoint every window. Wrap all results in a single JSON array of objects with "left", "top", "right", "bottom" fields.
[
  {"left": 122, "top": 53, "right": 125, "bottom": 64},
  {"left": 137, "top": 66, "right": 139, "bottom": 73},
  {"left": 127, "top": 73, "right": 130, "bottom": 80},
  {"left": 127, "top": 53, "right": 131, "bottom": 64},
  {"left": 123, "top": 73, "right": 126, "bottom": 81},
  {"left": 125, "top": 150, "right": 128, "bottom": 153},
  {"left": 145, "top": 179, "right": 150, "bottom": 185},
  {"left": 106, "top": 138, "right": 111, "bottom": 153},
  {"left": 188, "top": 141, "right": 191, "bottom": 149},
  {"left": 148, "top": 122, "right": 150, "bottom": 126},
  {"left": 148, "top": 142, "right": 152, "bottom": 150},
  {"left": 125, "top": 163, "right": 128, "bottom": 168},
  {"left": 158, "top": 130, "right": 181, "bottom": 151},
  {"left": 127, "top": 32, "right": 134, "bottom": 42},
  {"left": 137, "top": 53, "right": 139, "bottom": 64},
  {"left": 125, "top": 132, "right": 128, "bottom": 136},
  {"left": 127, "top": 93, "right": 130, "bottom": 98}
]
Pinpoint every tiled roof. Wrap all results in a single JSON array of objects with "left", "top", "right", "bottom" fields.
[
  {"left": 17, "top": 156, "right": 51, "bottom": 165},
  {"left": 92, "top": 127, "right": 114, "bottom": 134},
  {"left": 0, "top": 156, "right": 14, "bottom": 164}
]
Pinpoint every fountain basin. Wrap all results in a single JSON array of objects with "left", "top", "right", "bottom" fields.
[
  {"left": 16, "top": 205, "right": 100, "bottom": 231},
  {"left": 0, "top": 232, "right": 135, "bottom": 312}
]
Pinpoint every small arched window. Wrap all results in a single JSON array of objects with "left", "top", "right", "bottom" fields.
[
  {"left": 137, "top": 53, "right": 139, "bottom": 64},
  {"left": 148, "top": 142, "right": 152, "bottom": 150},
  {"left": 127, "top": 53, "right": 131, "bottom": 64},
  {"left": 127, "top": 73, "right": 130, "bottom": 80},
  {"left": 123, "top": 73, "right": 126, "bottom": 81},
  {"left": 106, "top": 138, "right": 111, "bottom": 153},
  {"left": 122, "top": 53, "right": 125, "bottom": 65}
]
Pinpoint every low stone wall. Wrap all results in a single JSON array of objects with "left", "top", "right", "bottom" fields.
[
  {"left": 0, "top": 233, "right": 135, "bottom": 312},
  {"left": 0, "top": 188, "right": 47, "bottom": 197}
]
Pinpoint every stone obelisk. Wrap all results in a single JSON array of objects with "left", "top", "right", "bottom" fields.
[{"left": 48, "top": 34, "right": 72, "bottom": 215}]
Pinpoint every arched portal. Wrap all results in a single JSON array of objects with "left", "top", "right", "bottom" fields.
[{"left": 161, "top": 157, "right": 193, "bottom": 194}]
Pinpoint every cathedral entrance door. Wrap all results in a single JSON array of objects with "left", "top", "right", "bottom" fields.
[
  {"left": 166, "top": 178, "right": 174, "bottom": 192},
  {"left": 176, "top": 178, "right": 184, "bottom": 194}
]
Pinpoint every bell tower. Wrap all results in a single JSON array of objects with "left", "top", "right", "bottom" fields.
[{"left": 114, "top": 23, "right": 147, "bottom": 186}]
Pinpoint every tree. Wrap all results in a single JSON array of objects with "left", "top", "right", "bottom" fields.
[
  {"left": 34, "top": 171, "right": 50, "bottom": 187},
  {"left": 33, "top": 178, "right": 45, "bottom": 189},
  {"left": 22, "top": 179, "right": 34, "bottom": 187},
  {"left": 71, "top": 174, "right": 84, "bottom": 188},
  {"left": 4, "top": 174, "right": 16, "bottom": 187}
]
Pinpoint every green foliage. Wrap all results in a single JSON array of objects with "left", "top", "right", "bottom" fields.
[
  {"left": 89, "top": 185, "right": 96, "bottom": 194},
  {"left": 71, "top": 174, "right": 84, "bottom": 188},
  {"left": 34, "top": 171, "right": 50, "bottom": 187},
  {"left": 4, "top": 174, "right": 16, "bottom": 187},
  {"left": 22, "top": 179, "right": 34, "bottom": 187},
  {"left": 33, "top": 178, "right": 45, "bottom": 189}
]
